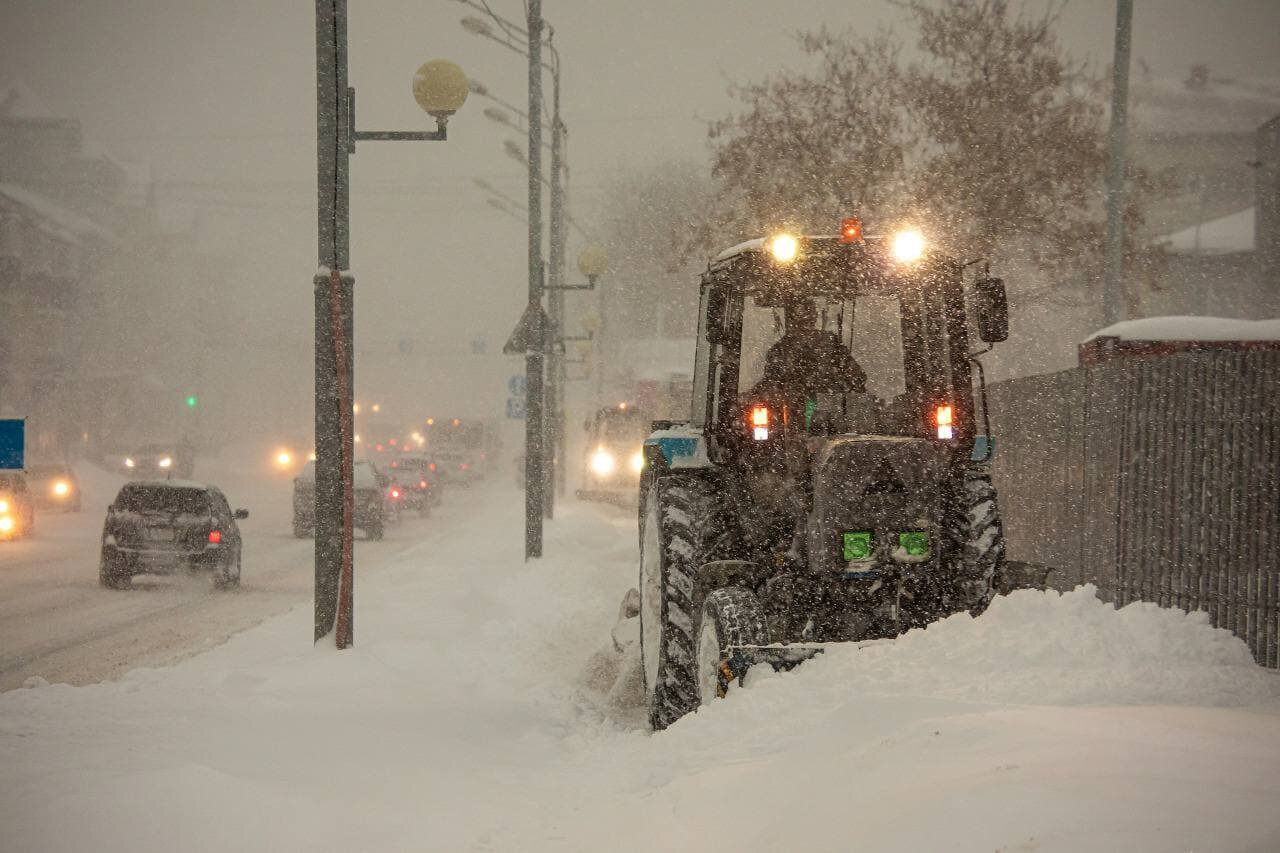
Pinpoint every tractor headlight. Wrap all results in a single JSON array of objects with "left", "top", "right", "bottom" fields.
[
  {"left": 767, "top": 233, "right": 800, "bottom": 264},
  {"left": 0, "top": 515, "right": 12, "bottom": 533},
  {"left": 629, "top": 450, "right": 644, "bottom": 473},
  {"left": 590, "top": 448, "right": 616, "bottom": 476},
  {"left": 890, "top": 228, "right": 926, "bottom": 264},
  {"left": 0, "top": 499, "right": 8, "bottom": 513}
]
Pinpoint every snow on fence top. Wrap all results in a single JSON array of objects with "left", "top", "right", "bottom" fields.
[{"left": 1079, "top": 315, "right": 1280, "bottom": 366}]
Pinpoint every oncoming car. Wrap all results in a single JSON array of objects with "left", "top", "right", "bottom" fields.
[
  {"left": 99, "top": 480, "right": 248, "bottom": 589},
  {"left": 0, "top": 471, "right": 36, "bottom": 539},
  {"left": 120, "top": 443, "right": 195, "bottom": 479},
  {"left": 26, "top": 463, "right": 81, "bottom": 512},
  {"left": 577, "top": 403, "right": 649, "bottom": 502}
]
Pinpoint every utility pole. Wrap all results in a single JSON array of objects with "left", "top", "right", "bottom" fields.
[
  {"left": 314, "top": 1, "right": 465, "bottom": 642},
  {"left": 546, "top": 30, "right": 565, "bottom": 512},
  {"left": 315, "top": 0, "right": 354, "bottom": 647},
  {"left": 1102, "top": 0, "right": 1134, "bottom": 327},
  {"left": 523, "top": 0, "right": 546, "bottom": 558}
]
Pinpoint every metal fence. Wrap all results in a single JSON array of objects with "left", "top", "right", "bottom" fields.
[{"left": 989, "top": 349, "right": 1280, "bottom": 666}]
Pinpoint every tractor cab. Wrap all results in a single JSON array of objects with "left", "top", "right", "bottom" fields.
[{"left": 693, "top": 227, "right": 1007, "bottom": 457}]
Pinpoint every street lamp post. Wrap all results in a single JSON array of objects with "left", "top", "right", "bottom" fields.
[{"left": 314, "top": 0, "right": 465, "bottom": 647}]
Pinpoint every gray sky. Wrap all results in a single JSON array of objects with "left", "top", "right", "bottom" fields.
[{"left": 2, "top": 0, "right": 1277, "bottom": 419}]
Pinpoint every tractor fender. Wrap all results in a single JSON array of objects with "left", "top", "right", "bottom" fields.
[{"left": 696, "top": 560, "right": 770, "bottom": 595}]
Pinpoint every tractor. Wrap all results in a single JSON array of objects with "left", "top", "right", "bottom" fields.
[{"left": 631, "top": 222, "right": 1010, "bottom": 730}]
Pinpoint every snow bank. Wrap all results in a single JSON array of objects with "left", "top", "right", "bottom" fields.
[
  {"left": 741, "top": 586, "right": 1279, "bottom": 708},
  {"left": 1085, "top": 315, "right": 1280, "bottom": 343}
]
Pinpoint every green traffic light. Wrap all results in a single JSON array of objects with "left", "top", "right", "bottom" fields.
[{"left": 186, "top": 396, "right": 197, "bottom": 408}]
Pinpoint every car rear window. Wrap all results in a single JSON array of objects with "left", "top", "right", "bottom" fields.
[{"left": 115, "top": 486, "right": 210, "bottom": 515}]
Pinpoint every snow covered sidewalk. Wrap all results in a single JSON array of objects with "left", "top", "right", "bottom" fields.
[{"left": 2, "top": 485, "right": 1279, "bottom": 852}]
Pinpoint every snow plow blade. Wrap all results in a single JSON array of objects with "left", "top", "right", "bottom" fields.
[{"left": 731, "top": 639, "right": 891, "bottom": 672}]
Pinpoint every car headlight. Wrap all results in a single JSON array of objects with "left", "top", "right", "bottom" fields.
[
  {"left": 54, "top": 481, "right": 70, "bottom": 496},
  {"left": 0, "top": 516, "right": 13, "bottom": 533},
  {"left": 124, "top": 457, "right": 135, "bottom": 468},
  {"left": 0, "top": 499, "right": 8, "bottom": 513},
  {"left": 630, "top": 451, "right": 644, "bottom": 473},
  {"left": 590, "top": 448, "right": 615, "bottom": 476},
  {"left": 275, "top": 450, "right": 292, "bottom": 467},
  {"left": 158, "top": 457, "right": 173, "bottom": 469}
]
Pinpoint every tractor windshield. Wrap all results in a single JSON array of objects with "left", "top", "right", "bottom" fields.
[{"left": 738, "top": 292, "right": 906, "bottom": 403}]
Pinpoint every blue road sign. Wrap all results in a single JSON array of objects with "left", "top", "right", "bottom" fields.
[
  {"left": 505, "top": 397, "right": 527, "bottom": 419},
  {"left": 508, "top": 375, "right": 528, "bottom": 397},
  {"left": 0, "top": 419, "right": 25, "bottom": 470}
]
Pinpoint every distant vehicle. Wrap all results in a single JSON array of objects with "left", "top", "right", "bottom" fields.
[
  {"left": 292, "top": 460, "right": 389, "bottom": 540},
  {"left": 269, "top": 438, "right": 311, "bottom": 475},
  {"left": 99, "top": 480, "right": 248, "bottom": 589},
  {"left": 25, "top": 463, "right": 81, "bottom": 512},
  {"left": 427, "top": 418, "right": 489, "bottom": 484},
  {"left": 577, "top": 403, "right": 649, "bottom": 502},
  {"left": 0, "top": 471, "right": 36, "bottom": 539},
  {"left": 386, "top": 452, "right": 441, "bottom": 516},
  {"left": 120, "top": 442, "right": 195, "bottom": 479}
]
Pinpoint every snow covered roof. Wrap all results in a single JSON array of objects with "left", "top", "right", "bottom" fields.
[
  {"left": 714, "top": 238, "right": 765, "bottom": 261},
  {"left": 0, "top": 182, "right": 116, "bottom": 245},
  {"left": 1132, "top": 76, "right": 1280, "bottom": 136},
  {"left": 1156, "top": 207, "right": 1254, "bottom": 255},
  {"left": 1084, "top": 316, "right": 1280, "bottom": 343}
]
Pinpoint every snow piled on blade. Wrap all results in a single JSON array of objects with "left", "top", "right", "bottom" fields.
[{"left": 761, "top": 585, "right": 1278, "bottom": 708}]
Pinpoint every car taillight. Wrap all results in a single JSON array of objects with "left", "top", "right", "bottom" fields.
[
  {"left": 390, "top": 488, "right": 401, "bottom": 499},
  {"left": 429, "top": 462, "right": 436, "bottom": 472},
  {"left": 419, "top": 480, "right": 428, "bottom": 489},
  {"left": 208, "top": 530, "right": 222, "bottom": 544},
  {"left": 460, "top": 463, "right": 469, "bottom": 470}
]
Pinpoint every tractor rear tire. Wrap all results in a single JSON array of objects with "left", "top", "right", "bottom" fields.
[
  {"left": 639, "top": 473, "right": 734, "bottom": 731},
  {"left": 944, "top": 463, "right": 1005, "bottom": 613},
  {"left": 696, "top": 587, "right": 768, "bottom": 708}
]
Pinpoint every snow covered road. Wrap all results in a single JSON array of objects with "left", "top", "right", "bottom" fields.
[
  {"left": 3, "top": 467, "right": 1280, "bottom": 852},
  {"left": 0, "top": 454, "right": 473, "bottom": 691}
]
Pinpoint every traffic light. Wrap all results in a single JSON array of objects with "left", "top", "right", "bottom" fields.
[{"left": 186, "top": 395, "right": 198, "bottom": 408}]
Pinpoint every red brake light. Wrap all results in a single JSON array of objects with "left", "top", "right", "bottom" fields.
[
  {"left": 460, "top": 463, "right": 469, "bottom": 470},
  {"left": 840, "top": 217, "right": 863, "bottom": 243},
  {"left": 208, "top": 530, "right": 222, "bottom": 544},
  {"left": 375, "top": 444, "right": 384, "bottom": 452},
  {"left": 389, "top": 438, "right": 397, "bottom": 445},
  {"left": 419, "top": 480, "right": 428, "bottom": 489},
  {"left": 391, "top": 488, "right": 401, "bottom": 499},
  {"left": 429, "top": 462, "right": 436, "bottom": 472}
]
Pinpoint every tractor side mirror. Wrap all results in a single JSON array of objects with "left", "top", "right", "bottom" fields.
[
  {"left": 234, "top": 508, "right": 249, "bottom": 520},
  {"left": 705, "top": 286, "right": 728, "bottom": 345},
  {"left": 972, "top": 277, "right": 1009, "bottom": 343}
]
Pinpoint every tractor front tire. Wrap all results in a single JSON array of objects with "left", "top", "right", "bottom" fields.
[
  {"left": 944, "top": 463, "right": 1005, "bottom": 614},
  {"left": 696, "top": 587, "right": 768, "bottom": 708},
  {"left": 639, "top": 473, "right": 733, "bottom": 731}
]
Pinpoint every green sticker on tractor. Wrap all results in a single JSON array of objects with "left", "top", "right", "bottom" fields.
[
  {"left": 899, "top": 531, "right": 930, "bottom": 556},
  {"left": 842, "top": 531, "right": 872, "bottom": 561}
]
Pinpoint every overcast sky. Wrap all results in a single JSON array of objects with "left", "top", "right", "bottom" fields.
[{"left": 2, "top": 0, "right": 1278, "bottom": 419}]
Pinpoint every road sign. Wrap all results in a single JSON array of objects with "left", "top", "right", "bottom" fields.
[
  {"left": 502, "top": 304, "right": 556, "bottom": 355},
  {"left": 505, "top": 397, "right": 527, "bottom": 419},
  {"left": 508, "top": 374, "right": 527, "bottom": 396},
  {"left": 0, "top": 419, "right": 25, "bottom": 470}
]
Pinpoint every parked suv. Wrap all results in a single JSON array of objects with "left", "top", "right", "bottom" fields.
[
  {"left": 292, "top": 460, "right": 388, "bottom": 539},
  {"left": 99, "top": 480, "right": 248, "bottom": 589}
]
